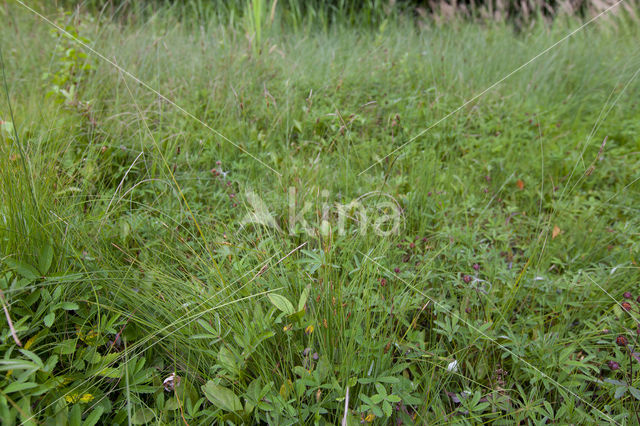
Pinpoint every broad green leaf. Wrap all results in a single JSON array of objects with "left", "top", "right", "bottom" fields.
[
  {"left": 69, "top": 404, "right": 82, "bottom": 426},
  {"left": 132, "top": 408, "right": 155, "bottom": 424},
  {"left": 267, "top": 293, "right": 295, "bottom": 315},
  {"left": 293, "top": 366, "right": 310, "bottom": 377},
  {"left": 374, "top": 383, "right": 386, "bottom": 397},
  {"left": 164, "top": 397, "right": 179, "bottom": 411},
  {"left": 298, "top": 285, "right": 310, "bottom": 312},
  {"left": 218, "top": 346, "right": 238, "bottom": 373},
  {"left": 371, "top": 404, "right": 383, "bottom": 417},
  {"left": 382, "top": 400, "right": 392, "bottom": 417},
  {"left": 44, "top": 312, "right": 55, "bottom": 328},
  {"left": 4, "top": 382, "right": 39, "bottom": 393},
  {"left": 386, "top": 394, "right": 401, "bottom": 403},
  {"left": 18, "top": 349, "right": 43, "bottom": 368},
  {"left": 61, "top": 302, "right": 79, "bottom": 311},
  {"left": 57, "top": 339, "right": 77, "bottom": 355},
  {"left": 202, "top": 381, "right": 242, "bottom": 412},
  {"left": 614, "top": 386, "right": 628, "bottom": 399},
  {"left": 82, "top": 406, "right": 104, "bottom": 426},
  {"left": 5, "top": 258, "right": 39, "bottom": 280},
  {"left": 38, "top": 244, "right": 54, "bottom": 275},
  {"left": 629, "top": 386, "right": 640, "bottom": 400},
  {"left": 0, "top": 360, "right": 39, "bottom": 371}
]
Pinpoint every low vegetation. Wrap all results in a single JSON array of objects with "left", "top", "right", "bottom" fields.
[{"left": 1, "top": 1, "right": 640, "bottom": 424}]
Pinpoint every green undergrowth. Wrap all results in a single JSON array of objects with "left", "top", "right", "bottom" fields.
[{"left": 1, "top": 2, "right": 640, "bottom": 424}]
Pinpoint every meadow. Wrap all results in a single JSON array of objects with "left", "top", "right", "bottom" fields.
[{"left": 1, "top": 1, "right": 640, "bottom": 424}]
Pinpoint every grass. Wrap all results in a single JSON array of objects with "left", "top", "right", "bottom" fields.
[{"left": 1, "top": 1, "right": 640, "bottom": 424}]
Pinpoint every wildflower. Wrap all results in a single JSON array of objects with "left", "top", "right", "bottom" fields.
[
  {"left": 283, "top": 324, "right": 292, "bottom": 332},
  {"left": 163, "top": 373, "right": 181, "bottom": 392},
  {"left": 305, "top": 325, "right": 314, "bottom": 335},
  {"left": 622, "top": 302, "right": 632, "bottom": 311},
  {"left": 465, "top": 307, "right": 471, "bottom": 314},
  {"left": 607, "top": 361, "right": 620, "bottom": 370},
  {"left": 616, "top": 335, "right": 628, "bottom": 346},
  {"left": 409, "top": 242, "right": 415, "bottom": 249},
  {"left": 462, "top": 275, "right": 472, "bottom": 284},
  {"left": 394, "top": 267, "right": 400, "bottom": 274},
  {"left": 380, "top": 278, "right": 387, "bottom": 286},
  {"left": 364, "top": 413, "right": 375, "bottom": 422},
  {"left": 447, "top": 360, "right": 459, "bottom": 373},
  {"left": 473, "top": 263, "right": 480, "bottom": 271},
  {"left": 65, "top": 393, "right": 94, "bottom": 404},
  {"left": 77, "top": 329, "right": 98, "bottom": 344},
  {"left": 624, "top": 292, "right": 633, "bottom": 299}
]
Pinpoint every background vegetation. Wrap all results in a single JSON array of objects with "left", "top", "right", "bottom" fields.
[{"left": 1, "top": 0, "right": 640, "bottom": 424}]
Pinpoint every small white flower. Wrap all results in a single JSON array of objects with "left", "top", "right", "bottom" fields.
[
  {"left": 447, "top": 360, "right": 458, "bottom": 373},
  {"left": 163, "top": 373, "right": 181, "bottom": 392}
]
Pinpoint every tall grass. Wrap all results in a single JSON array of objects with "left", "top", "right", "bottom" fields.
[{"left": 1, "top": 1, "right": 640, "bottom": 423}]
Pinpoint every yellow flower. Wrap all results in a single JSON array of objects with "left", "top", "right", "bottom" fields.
[
  {"left": 77, "top": 328, "right": 98, "bottom": 344},
  {"left": 305, "top": 325, "right": 314, "bottom": 335},
  {"left": 79, "top": 393, "right": 94, "bottom": 403},
  {"left": 65, "top": 393, "right": 80, "bottom": 403},
  {"left": 65, "top": 393, "right": 94, "bottom": 404},
  {"left": 283, "top": 324, "right": 292, "bottom": 332},
  {"left": 364, "top": 413, "right": 375, "bottom": 422}
]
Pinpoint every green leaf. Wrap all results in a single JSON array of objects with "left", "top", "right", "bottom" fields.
[
  {"left": 18, "top": 350, "right": 43, "bottom": 368},
  {"left": 5, "top": 258, "right": 40, "bottom": 280},
  {"left": 165, "top": 397, "right": 179, "bottom": 411},
  {"left": 386, "top": 394, "right": 401, "bottom": 403},
  {"left": 614, "top": 386, "right": 628, "bottom": 399},
  {"left": 38, "top": 244, "right": 54, "bottom": 275},
  {"left": 374, "top": 383, "right": 387, "bottom": 397},
  {"left": 202, "top": 381, "right": 243, "bottom": 412},
  {"left": 69, "top": 404, "right": 82, "bottom": 426},
  {"left": 0, "top": 359, "right": 39, "bottom": 371},
  {"left": 82, "top": 406, "right": 104, "bottom": 426},
  {"left": 382, "top": 400, "right": 392, "bottom": 417},
  {"left": 298, "top": 285, "right": 310, "bottom": 312},
  {"left": 57, "top": 339, "right": 77, "bottom": 355},
  {"left": 61, "top": 302, "right": 79, "bottom": 311},
  {"left": 95, "top": 367, "right": 120, "bottom": 378},
  {"left": 376, "top": 376, "right": 399, "bottom": 384},
  {"left": 629, "top": 386, "right": 640, "bottom": 400},
  {"left": 4, "top": 382, "right": 39, "bottom": 393},
  {"left": 267, "top": 293, "right": 295, "bottom": 315},
  {"left": 371, "top": 404, "right": 384, "bottom": 418},
  {"left": 218, "top": 346, "right": 238, "bottom": 373},
  {"left": 132, "top": 408, "right": 155, "bottom": 424},
  {"left": 44, "top": 312, "right": 55, "bottom": 328}
]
